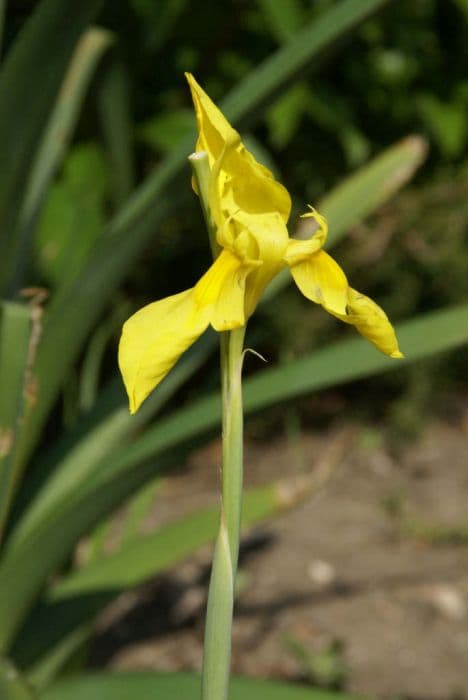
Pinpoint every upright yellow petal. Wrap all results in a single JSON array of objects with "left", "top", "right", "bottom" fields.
[
  {"left": 288, "top": 249, "right": 349, "bottom": 315},
  {"left": 185, "top": 72, "right": 238, "bottom": 165},
  {"left": 118, "top": 289, "right": 210, "bottom": 414},
  {"left": 337, "top": 288, "right": 403, "bottom": 358},
  {"left": 186, "top": 73, "right": 292, "bottom": 228}
]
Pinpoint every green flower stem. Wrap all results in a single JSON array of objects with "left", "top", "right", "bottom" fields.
[
  {"left": 220, "top": 327, "right": 246, "bottom": 570},
  {"left": 190, "top": 151, "right": 246, "bottom": 700},
  {"left": 202, "top": 325, "right": 246, "bottom": 700}
]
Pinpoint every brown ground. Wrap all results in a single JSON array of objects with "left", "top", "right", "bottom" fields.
[{"left": 90, "top": 411, "right": 468, "bottom": 700}]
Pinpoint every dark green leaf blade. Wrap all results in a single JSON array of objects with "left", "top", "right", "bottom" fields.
[
  {"left": 41, "top": 671, "right": 358, "bottom": 700},
  {"left": 0, "top": 0, "right": 104, "bottom": 293},
  {"left": 0, "top": 302, "right": 34, "bottom": 539}
]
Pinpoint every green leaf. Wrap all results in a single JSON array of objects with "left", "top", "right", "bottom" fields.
[
  {"left": 0, "top": 303, "right": 34, "bottom": 539},
  {"left": 41, "top": 671, "right": 359, "bottom": 700},
  {"left": 267, "top": 83, "right": 310, "bottom": 149},
  {"left": 0, "top": 659, "right": 37, "bottom": 700},
  {"left": 35, "top": 144, "right": 109, "bottom": 289},
  {"left": 117, "top": 476, "right": 163, "bottom": 549},
  {"left": 53, "top": 483, "right": 290, "bottom": 598},
  {"left": 320, "top": 135, "right": 427, "bottom": 246},
  {"left": 13, "top": 28, "right": 113, "bottom": 292},
  {"left": 256, "top": 0, "right": 306, "bottom": 43},
  {"left": 418, "top": 94, "right": 467, "bottom": 158},
  {"left": 0, "top": 0, "right": 104, "bottom": 293},
  {"left": 97, "top": 56, "right": 134, "bottom": 205}
]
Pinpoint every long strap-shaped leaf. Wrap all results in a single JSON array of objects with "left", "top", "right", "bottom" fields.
[
  {"left": 42, "top": 671, "right": 356, "bottom": 700},
  {"left": 10, "top": 28, "right": 114, "bottom": 293},
  {"left": 15, "top": 0, "right": 391, "bottom": 476},
  {"left": 0, "top": 302, "right": 34, "bottom": 540},
  {"left": 0, "top": 0, "right": 104, "bottom": 293},
  {"left": 1, "top": 302, "right": 468, "bottom": 652}
]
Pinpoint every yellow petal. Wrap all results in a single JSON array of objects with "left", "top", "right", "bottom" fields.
[
  {"left": 194, "top": 249, "right": 254, "bottom": 331},
  {"left": 185, "top": 72, "right": 239, "bottom": 165},
  {"left": 220, "top": 146, "right": 292, "bottom": 224},
  {"left": 289, "top": 249, "right": 348, "bottom": 315},
  {"left": 186, "top": 73, "right": 292, "bottom": 229},
  {"left": 118, "top": 289, "right": 210, "bottom": 414},
  {"left": 338, "top": 288, "right": 404, "bottom": 358},
  {"left": 283, "top": 236, "right": 323, "bottom": 266}
]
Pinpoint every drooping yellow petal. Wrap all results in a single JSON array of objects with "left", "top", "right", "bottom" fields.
[
  {"left": 283, "top": 236, "right": 323, "bottom": 267},
  {"left": 336, "top": 288, "right": 403, "bottom": 358},
  {"left": 288, "top": 249, "right": 348, "bottom": 315},
  {"left": 118, "top": 289, "right": 210, "bottom": 414},
  {"left": 194, "top": 248, "right": 257, "bottom": 331}
]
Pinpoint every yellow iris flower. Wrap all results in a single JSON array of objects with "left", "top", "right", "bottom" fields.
[{"left": 119, "top": 73, "right": 403, "bottom": 414}]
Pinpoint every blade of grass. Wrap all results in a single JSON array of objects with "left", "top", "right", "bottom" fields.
[
  {"left": 97, "top": 56, "right": 134, "bottom": 206},
  {"left": 321, "top": 135, "right": 428, "bottom": 246},
  {"left": 117, "top": 476, "right": 163, "bottom": 549},
  {"left": 0, "top": 0, "right": 104, "bottom": 293},
  {"left": 41, "top": 671, "right": 358, "bottom": 700},
  {"left": 11, "top": 28, "right": 114, "bottom": 293},
  {"left": 14, "top": 0, "right": 391, "bottom": 473},
  {"left": 0, "top": 302, "right": 34, "bottom": 540},
  {"left": 52, "top": 481, "right": 302, "bottom": 597}
]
